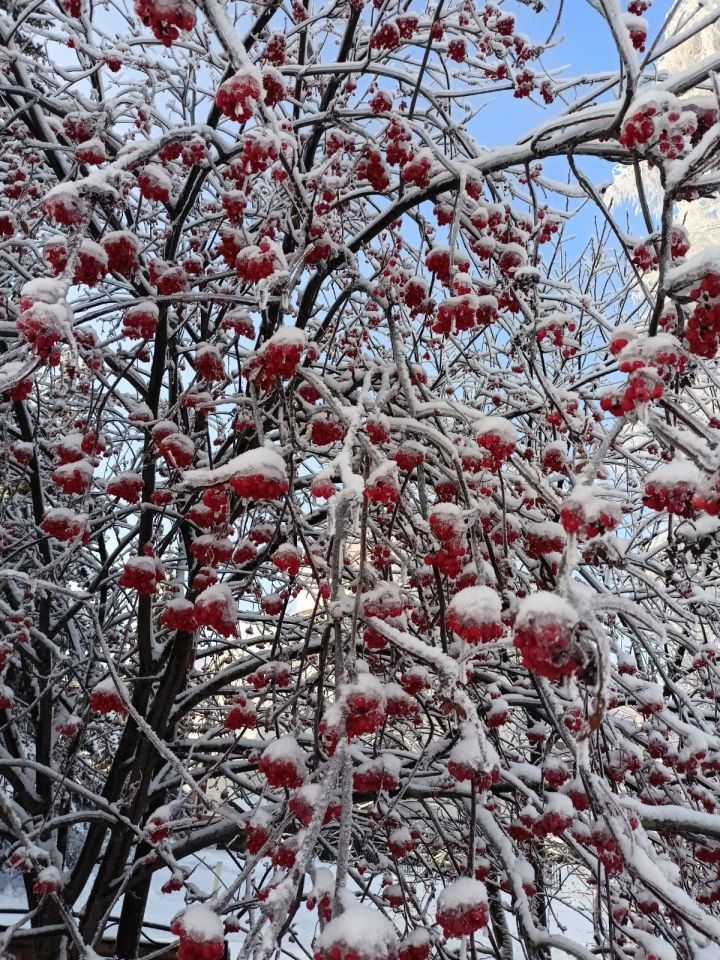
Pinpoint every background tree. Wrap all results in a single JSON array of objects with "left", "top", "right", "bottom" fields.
[{"left": 2, "top": 2, "right": 720, "bottom": 960}]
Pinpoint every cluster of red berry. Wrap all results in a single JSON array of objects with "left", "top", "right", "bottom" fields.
[
  {"left": 89, "top": 682, "right": 126, "bottom": 716},
  {"left": 436, "top": 879, "right": 489, "bottom": 938},
  {"left": 643, "top": 477, "right": 697, "bottom": 518},
  {"left": 236, "top": 238, "right": 284, "bottom": 284},
  {"left": 433, "top": 293, "right": 499, "bottom": 336},
  {"left": 685, "top": 273, "right": 720, "bottom": 358},
  {"left": 215, "top": 69, "right": 262, "bottom": 122},
  {"left": 357, "top": 146, "right": 391, "bottom": 192},
  {"left": 194, "top": 585, "right": 238, "bottom": 637},
  {"left": 513, "top": 595, "right": 582, "bottom": 682},
  {"left": 170, "top": 906, "right": 225, "bottom": 960},
  {"left": 41, "top": 508, "right": 90, "bottom": 543},
  {"left": 118, "top": 553, "right": 166, "bottom": 595},
  {"left": 364, "top": 464, "right": 400, "bottom": 507},
  {"left": 134, "top": 0, "right": 195, "bottom": 47}
]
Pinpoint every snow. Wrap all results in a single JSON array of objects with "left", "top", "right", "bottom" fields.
[
  {"left": 176, "top": 903, "right": 223, "bottom": 942},
  {"left": 365, "top": 460, "right": 398, "bottom": 483},
  {"left": 43, "top": 506, "right": 89, "bottom": 523},
  {"left": 92, "top": 676, "right": 127, "bottom": 696},
  {"left": 307, "top": 867, "right": 334, "bottom": 900},
  {"left": 401, "top": 929, "right": 430, "bottom": 948},
  {"left": 437, "top": 877, "right": 487, "bottom": 911},
  {"left": 196, "top": 343, "right": 221, "bottom": 359},
  {"left": 260, "top": 326, "right": 306, "bottom": 347},
  {"left": 79, "top": 239, "right": 108, "bottom": 263},
  {"left": 676, "top": 516, "right": 720, "bottom": 540},
  {"left": 429, "top": 502, "right": 462, "bottom": 519},
  {"left": 475, "top": 415, "right": 517, "bottom": 442},
  {"left": 344, "top": 670, "right": 386, "bottom": 701},
  {"left": 629, "top": 929, "right": 676, "bottom": 960},
  {"left": 292, "top": 783, "right": 323, "bottom": 806},
  {"left": 261, "top": 735, "right": 306, "bottom": 765},
  {"left": 447, "top": 586, "right": 501, "bottom": 621},
  {"left": 196, "top": 582, "right": 237, "bottom": 607},
  {"left": 667, "top": 246, "right": 720, "bottom": 292},
  {"left": 315, "top": 905, "right": 396, "bottom": 953},
  {"left": 182, "top": 446, "right": 286, "bottom": 487},
  {"left": 152, "top": 420, "right": 178, "bottom": 439},
  {"left": 21, "top": 277, "right": 66, "bottom": 304},
  {"left": 140, "top": 164, "right": 172, "bottom": 192},
  {"left": 389, "top": 826, "right": 412, "bottom": 846},
  {"left": 545, "top": 792, "right": 574, "bottom": 817},
  {"left": 0, "top": 362, "right": 34, "bottom": 394},
  {"left": 449, "top": 729, "right": 481, "bottom": 765},
  {"left": 104, "top": 229, "right": 138, "bottom": 250},
  {"left": 149, "top": 805, "right": 173, "bottom": 824},
  {"left": 530, "top": 520, "right": 565, "bottom": 539},
  {"left": 516, "top": 591, "right": 577, "bottom": 627},
  {"left": 52, "top": 458, "right": 94, "bottom": 480},
  {"left": 35, "top": 866, "right": 62, "bottom": 887},
  {"left": 128, "top": 399, "right": 154, "bottom": 422},
  {"left": 645, "top": 458, "right": 701, "bottom": 487}
]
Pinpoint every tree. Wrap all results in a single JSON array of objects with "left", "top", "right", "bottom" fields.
[{"left": 1, "top": 1, "right": 720, "bottom": 959}]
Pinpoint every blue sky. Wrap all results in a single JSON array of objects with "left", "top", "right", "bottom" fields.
[{"left": 476, "top": 1, "right": 676, "bottom": 148}]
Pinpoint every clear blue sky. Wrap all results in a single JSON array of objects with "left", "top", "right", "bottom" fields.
[{"left": 476, "top": 0, "right": 675, "bottom": 148}]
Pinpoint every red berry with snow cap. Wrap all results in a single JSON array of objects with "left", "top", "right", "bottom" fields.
[
  {"left": 41, "top": 508, "right": 90, "bottom": 543},
  {"left": 89, "top": 678, "right": 127, "bottom": 715},
  {"left": 342, "top": 673, "right": 386, "bottom": 739},
  {"left": 227, "top": 447, "right": 289, "bottom": 501},
  {"left": 194, "top": 584, "right": 238, "bottom": 637},
  {"left": 514, "top": 592, "right": 582, "bottom": 682},
  {"left": 643, "top": 460, "right": 699, "bottom": 518},
  {"left": 106, "top": 471, "right": 144, "bottom": 503},
  {"left": 446, "top": 586, "right": 503, "bottom": 644},
  {"left": 33, "top": 867, "right": 62, "bottom": 897},
  {"left": 224, "top": 692, "right": 256, "bottom": 730},
  {"left": 313, "top": 905, "right": 397, "bottom": 960},
  {"left": 475, "top": 417, "right": 517, "bottom": 471},
  {"left": 258, "top": 735, "right": 307, "bottom": 789},
  {"left": 437, "top": 878, "right": 489, "bottom": 938},
  {"left": 170, "top": 904, "right": 225, "bottom": 960},
  {"left": 364, "top": 463, "right": 400, "bottom": 507},
  {"left": 135, "top": 0, "right": 195, "bottom": 46}
]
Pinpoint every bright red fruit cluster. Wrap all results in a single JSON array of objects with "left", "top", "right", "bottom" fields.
[
  {"left": 343, "top": 677, "right": 386, "bottom": 739},
  {"left": 643, "top": 462, "right": 699, "bottom": 518},
  {"left": 475, "top": 419, "right": 517, "bottom": 471},
  {"left": 215, "top": 69, "right": 262, "bottom": 122},
  {"left": 41, "top": 508, "right": 90, "bottom": 543},
  {"left": 446, "top": 586, "right": 503, "bottom": 644},
  {"left": 170, "top": 905, "right": 225, "bottom": 960},
  {"left": 235, "top": 238, "right": 284, "bottom": 283},
  {"left": 245, "top": 336, "right": 306, "bottom": 392},
  {"left": 135, "top": 0, "right": 196, "bottom": 47},
  {"left": 364, "top": 464, "right": 399, "bottom": 506},
  {"left": 258, "top": 737, "right": 307, "bottom": 788},
  {"left": 685, "top": 273, "right": 720, "bottom": 358},
  {"left": 89, "top": 681, "right": 126, "bottom": 715},
  {"left": 436, "top": 879, "right": 489, "bottom": 938},
  {"left": 513, "top": 594, "right": 582, "bottom": 682}
]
